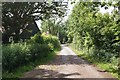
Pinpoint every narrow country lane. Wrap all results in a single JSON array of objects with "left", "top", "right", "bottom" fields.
[{"left": 21, "top": 44, "right": 115, "bottom": 79}]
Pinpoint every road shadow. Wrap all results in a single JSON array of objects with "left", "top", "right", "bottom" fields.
[
  {"left": 43, "top": 44, "right": 90, "bottom": 65},
  {"left": 21, "top": 45, "right": 87, "bottom": 78},
  {"left": 21, "top": 69, "right": 81, "bottom": 78},
  {"left": 21, "top": 44, "right": 115, "bottom": 79},
  {"left": 46, "top": 55, "right": 90, "bottom": 65}
]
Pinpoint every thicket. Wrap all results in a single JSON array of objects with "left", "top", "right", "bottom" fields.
[
  {"left": 66, "top": 2, "right": 120, "bottom": 76},
  {"left": 2, "top": 33, "right": 61, "bottom": 72}
]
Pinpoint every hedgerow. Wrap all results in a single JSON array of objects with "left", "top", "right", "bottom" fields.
[{"left": 2, "top": 33, "right": 61, "bottom": 72}]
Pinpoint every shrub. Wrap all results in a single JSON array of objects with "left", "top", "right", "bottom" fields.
[
  {"left": 109, "top": 56, "right": 119, "bottom": 72},
  {"left": 41, "top": 33, "right": 61, "bottom": 50},
  {"left": 2, "top": 42, "right": 51, "bottom": 72},
  {"left": 28, "top": 33, "right": 43, "bottom": 44},
  {"left": 29, "top": 33, "right": 61, "bottom": 50},
  {"left": 28, "top": 43, "right": 51, "bottom": 61},
  {"left": 2, "top": 33, "right": 61, "bottom": 72}
]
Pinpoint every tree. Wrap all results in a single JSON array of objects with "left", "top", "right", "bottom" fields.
[
  {"left": 2, "top": 1, "right": 68, "bottom": 43},
  {"left": 66, "top": 2, "right": 120, "bottom": 57},
  {"left": 41, "top": 18, "right": 68, "bottom": 43}
]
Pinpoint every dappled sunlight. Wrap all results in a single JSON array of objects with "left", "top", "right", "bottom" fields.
[
  {"left": 21, "top": 45, "right": 114, "bottom": 78},
  {"left": 2, "top": 1, "right": 119, "bottom": 79}
]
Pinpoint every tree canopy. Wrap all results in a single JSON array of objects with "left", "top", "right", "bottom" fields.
[
  {"left": 2, "top": 1, "right": 68, "bottom": 43},
  {"left": 66, "top": 1, "right": 120, "bottom": 58}
]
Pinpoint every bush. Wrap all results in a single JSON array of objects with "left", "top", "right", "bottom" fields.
[
  {"left": 2, "top": 33, "right": 61, "bottom": 72},
  {"left": 29, "top": 43, "right": 51, "bottom": 61},
  {"left": 42, "top": 33, "right": 61, "bottom": 49},
  {"left": 28, "top": 33, "right": 43, "bottom": 44},
  {"left": 29, "top": 33, "right": 61, "bottom": 50},
  {"left": 2, "top": 42, "right": 51, "bottom": 72}
]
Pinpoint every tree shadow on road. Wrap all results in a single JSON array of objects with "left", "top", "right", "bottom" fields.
[
  {"left": 21, "top": 44, "right": 115, "bottom": 79},
  {"left": 21, "top": 68, "right": 81, "bottom": 78}
]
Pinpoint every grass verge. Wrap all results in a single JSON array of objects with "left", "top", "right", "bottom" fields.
[{"left": 69, "top": 45, "right": 119, "bottom": 79}]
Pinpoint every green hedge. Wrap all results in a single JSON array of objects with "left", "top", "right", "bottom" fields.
[
  {"left": 41, "top": 33, "right": 61, "bottom": 50},
  {"left": 2, "top": 33, "right": 61, "bottom": 72},
  {"left": 29, "top": 33, "right": 61, "bottom": 50},
  {"left": 2, "top": 43, "right": 51, "bottom": 72}
]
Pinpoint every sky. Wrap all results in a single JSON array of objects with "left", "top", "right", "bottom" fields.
[
  {"left": 36, "top": 0, "right": 115, "bottom": 30},
  {"left": 99, "top": 6, "right": 114, "bottom": 15},
  {"left": 35, "top": 20, "right": 42, "bottom": 30}
]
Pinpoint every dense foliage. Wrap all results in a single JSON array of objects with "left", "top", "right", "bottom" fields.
[
  {"left": 30, "top": 32, "right": 61, "bottom": 49},
  {"left": 2, "top": 1, "right": 120, "bottom": 79},
  {"left": 41, "top": 19, "right": 68, "bottom": 43},
  {"left": 2, "top": 1, "right": 65, "bottom": 78},
  {"left": 2, "top": 1, "right": 67, "bottom": 43},
  {"left": 66, "top": 2, "right": 120, "bottom": 76},
  {"left": 41, "top": 33, "right": 61, "bottom": 49},
  {"left": 2, "top": 33, "right": 60, "bottom": 72}
]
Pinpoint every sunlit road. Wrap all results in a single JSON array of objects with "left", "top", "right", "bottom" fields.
[{"left": 21, "top": 44, "right": 115, "bottom": 79}]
